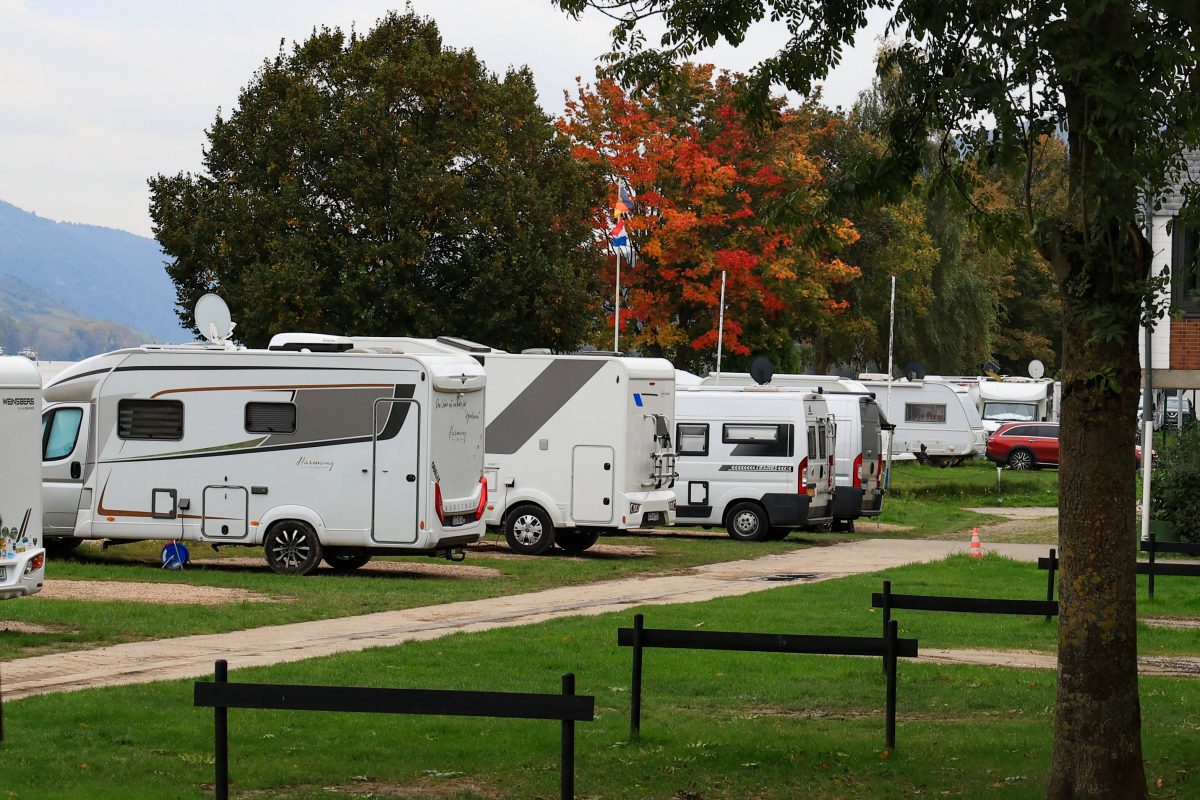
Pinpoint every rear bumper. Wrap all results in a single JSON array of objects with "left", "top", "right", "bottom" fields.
[
  {"left": 832, "top": 486, "right": 864, "bottom": 521},
  {"left": 860, "top": 487, "right": 885, "bottom": 517},
  {"left": 0, "top": 549, "right": 45, "bottom": 600},
  {"left": 623, "top": 490, "right": 676, "bottom": 528},
  {"left": 761, "top": 493, "right": 826, "bottom": 528}
]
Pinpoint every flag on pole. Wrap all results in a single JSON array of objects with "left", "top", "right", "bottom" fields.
[{"left": 609, "top": 218, "right": 628, "bottom": 248}]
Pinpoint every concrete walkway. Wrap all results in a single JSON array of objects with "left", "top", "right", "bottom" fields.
[{"left": 0, "top": 540, "right": 1056, "bottom": 700}]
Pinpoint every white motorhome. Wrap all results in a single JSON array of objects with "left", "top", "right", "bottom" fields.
[
  {"left": 271, "top": 335, "right": 679, "bottom": 555},
  {"left": 856, "top": 378, "right": 985, "bottom": 464},
  {"left": 700, "top": 373, "right": 887, "bottom": 529},
  {"left": 1, "top": 356, "right": 45, "bottom": 599},
  {"left": 673, "top": 387, "right": 836, "bottom": 540},
  {"left": 975, "top": 379, "right": 1055, "bottom": 434},
  {"left": 40, "top": 343, "right": 488, "bottom": 574}
]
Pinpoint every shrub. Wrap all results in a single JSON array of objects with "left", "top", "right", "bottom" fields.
[{"left": 1149, "top": 426, "right": 1200, "bottom": 542}]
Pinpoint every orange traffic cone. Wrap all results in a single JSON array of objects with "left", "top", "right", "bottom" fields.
[{"left": 969, "top": 528, "right": 983, "bottom": 559}]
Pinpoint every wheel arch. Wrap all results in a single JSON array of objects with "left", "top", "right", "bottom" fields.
[{"left": 254, "top": 506, "right": 327, "bottom": 546}]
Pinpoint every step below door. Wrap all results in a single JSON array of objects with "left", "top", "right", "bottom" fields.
[{"left": 571, "top": 445, "right": 614, "bottom": 524}]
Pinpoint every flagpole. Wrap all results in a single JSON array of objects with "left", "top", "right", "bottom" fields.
[
  {"left": 715, "top": 270, "right": 726, "bottom": 384},
  {"left": 614, "top": 249, "right": 621, "bottom": 353}
]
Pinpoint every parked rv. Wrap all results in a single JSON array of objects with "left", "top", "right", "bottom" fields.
[
  {"left": 672, "top": 387, "right": 836, "bottom": 540},
  {"left": 271, "top": 335, "right": 679, "bottom": 555},
  {"left": 857, "top": 378, "right": 986, "bottom": 465},
  {"left": 40, "top": 343, "right": 488, "bottom": 574},
  {"left": 975, "top": 379, "right": 1054, "bottom": 434},
  {"left": 1, "top": 356, "right": 45, "bottom": 599},
  {"left": 698, "top": 373, "right": 887, "bottom": 529}
]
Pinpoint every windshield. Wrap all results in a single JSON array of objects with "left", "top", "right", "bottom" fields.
[{"left": 983, "top": 401, "right": 1036, "bottom": 422}]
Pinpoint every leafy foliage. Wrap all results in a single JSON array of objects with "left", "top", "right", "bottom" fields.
[
  {"left": 1150, "top": 426, "right": 1200, "bottom": 543},
  {"left": 558, "top": 66, "right": 858, "bottom": 371},
  {"left": 150, "top": 11, "right": 605, "bottom": 350}
]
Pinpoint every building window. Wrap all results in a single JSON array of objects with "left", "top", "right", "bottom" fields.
[
  {"left": 118, "top": 399, "right": 183, "bottom": 440},
  {"left": 905, "top": 403, "right": 947, "bottom": 424},
  {"left": 245, "top": 402, "right": 297, "bottom": 434},
  {"left": 1172, "top": 216, "right": 1200, "bottom": 315},
  {"left": 676, "top": 423, "right": 709, "bottom": 456}
]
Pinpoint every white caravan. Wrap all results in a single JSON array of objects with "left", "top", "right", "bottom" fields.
[
  {"left": 0, "top": 356, "right": 45, "bottom": 599},
  {"left": 699, "top": 373, "right": 887, "bottom": 528},
  {"left": 858, "top": 378, "right": 986, "bottom": 464},
  {"left": 673, "top": 387, "right": 836, "bottom": 540},
  {"left": 40, "top": 343, "right": 488, "bottom": 574},
  {"left": 976, "top": 379, "right": 1055, "bottom": 434},
  {"left": 270, "top": 335, "right": 679, "bottom": 555}
]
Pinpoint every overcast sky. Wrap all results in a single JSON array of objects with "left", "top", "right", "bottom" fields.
[{"left": 0, "top": 0, "right": 889, "bottom": 237}]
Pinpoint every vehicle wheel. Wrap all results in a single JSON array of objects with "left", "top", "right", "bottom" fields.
[
  {"left": 263, "top": 521, "right": 323, "bottom": 575},
  {"left": 725, "top": 502, "right": 770, "bottom": 542},
  {"left": 556, "top": 529, "right": 600, "bottom": 553},
  {"left": 766, "top": 527, "right": 790, "bottom": 540},
  {"left": 323, "top": 549, "right": 372, "bottom": 572},
  {"left": 45, "top": 537, "right": 83, "bottom": 557},
  {"left": 504, "top": 504, "right": 556, "bottom": 555},
  {"left": 1007, "top": 448, "right": 1035, "bottom": 471}
]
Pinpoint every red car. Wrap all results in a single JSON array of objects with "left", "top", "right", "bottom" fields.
[{"left": 986, "top": 422, "right": 1146, "bottom": 469}]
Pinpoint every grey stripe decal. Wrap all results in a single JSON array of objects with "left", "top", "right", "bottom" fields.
[{"left": 485, "top": 360, "right": 608, "bottom": 454}]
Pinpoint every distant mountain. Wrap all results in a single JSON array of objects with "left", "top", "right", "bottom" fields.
[
  {"left": 0, "top": 200, "right": 189, "bottom": 343},
  {"left": 0, "top": 274, "right": 151, "bottom": 360}
]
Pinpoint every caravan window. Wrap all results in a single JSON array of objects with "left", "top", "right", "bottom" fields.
[
  {"left": 245, "top": 402, "right": 297, "bottom": 434},
  {"left": 676, "top": 423, "right": 709, "bottom": 456},
  {"left": 905, "top": 403, "right": 947, "bottom": 424},
  {"left": 42, "top": 407, "right": 83, "bottom": 461},
  {"left": 118, "top": 399, "right": 184, "bottom": 440},
  {"left": 724, "top": 423, "right": 793, "bottom": 457}
]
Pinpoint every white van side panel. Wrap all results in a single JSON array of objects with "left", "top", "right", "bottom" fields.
[{"left": 0, "top": 356, "right": 44, "bottom": 599}]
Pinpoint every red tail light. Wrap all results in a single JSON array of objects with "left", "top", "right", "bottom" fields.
[
  {"left": 877, "top": 455, "right": 884, "bottom": 483},
  {"left": 797, "top": 457, "right": 808, "bottom": 494},
  {"left": 853, "top": 453, "right": 863, "bottom": 488},
  {"left": 26, "top": 552, "right": 45, "bottom": 573},
  {"left": 475, "top": 476, "right": 488, "bottom": 521},
  {"left": 434, "top": 482, "right": 445, "bottom": 525}
]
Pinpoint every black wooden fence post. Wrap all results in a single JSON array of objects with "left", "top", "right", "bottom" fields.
[
  {"left": 881, "top": 581, "right": 892, "bottom": 673},
  {"left": 1045, "top": 548, "right": 1057, "bottom": 622},
  {"left": 630, "top": 613, "right": 644, "bottom": 741},
  {"left": 214, "top": 659, "right": 229, "bottom": 800},
  {"left": 1148, "top": 533, "right": 1157, "bottom": 599},
  {"left": 885, "top": 620, "right": 898, "bottom": 750},
  {"left": 561, "top": 673, "right": 575, "bottom": 800}
]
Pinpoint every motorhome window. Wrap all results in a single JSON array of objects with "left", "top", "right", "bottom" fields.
[
  {"left": 42, "top": 407, "right": 83, "bottom": 461},
  {"left": 724, "top": 423, "right": 793, "bottom": 457},
  {"left": 983, "top": 402, "right": 1037, "bottom": 422},
  {"left": 905, "top": 403, "right": 947, "bottom": 424},
  {"left": 245, "top": 402, "right": 297, "bottom": 434},
  {"left": 676, "top": 424, "right": 709, "bottom": 456},
  {"left": 118, "top": 399, "right": 184, "bottom": 440}
]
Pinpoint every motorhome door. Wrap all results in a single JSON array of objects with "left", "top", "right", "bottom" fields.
[
  {"left": 371, "top": 398, "right": 420, "bottom": 543},
  {"left": 41, "top": 403, "right": 89, "bottom": 534},
  {"left": 571, "top": 445, "right": 615, "bottom": 524}
]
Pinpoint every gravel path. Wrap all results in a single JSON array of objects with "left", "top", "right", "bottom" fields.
[
  {"left": 34, "top": 580, "right": 282, "bottom": 605},
  {"left": 3, "top": 539, "right": 1050, "bottom": 700},
  {"left": 922, "top": 648, "right": 1200, "bottom": 677}
]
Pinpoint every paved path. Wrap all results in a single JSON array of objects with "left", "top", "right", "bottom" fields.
[
  {"left": 4, "top": 539, "right": 1049, "bottom": 701},
  {"left": 923, "top": 649, "right": 1200, "bottom": 678}
]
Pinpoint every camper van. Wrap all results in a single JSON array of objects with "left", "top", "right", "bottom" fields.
[
  {"left": 1, "top": 356, "right": 45, "bottom": 599},
  {"left": 673, "top": 387, "right": 836, "bottom": 540},
  {"left": 40, "top": 343, "right": 488, "bottom": 574},
  {"left": 270, "top": 335, "right": 679, "bottom": 555},
  {"left": 698, "top": 373, "right": 887, "bottom": 528},
  {"left": 976, "top": 379, "right": 1054, "bottom": 434}
]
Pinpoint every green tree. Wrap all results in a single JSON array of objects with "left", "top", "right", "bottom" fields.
[
  {"left": 151, "top": 11, "right": 605, "bottom": 351},
  {"left": 556, "top": 0, "right": 1200, "bottom": 795}
]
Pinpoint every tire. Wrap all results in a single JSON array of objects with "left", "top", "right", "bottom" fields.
[
  {"left": 263, "top": 521, "right": 323, "bottom": 575},
  {"left": 556, "top": 528, "right": 600, "bottom": 553},
  {"left": 1007, "top": 448, "right": 1035, "bottom": 471},
  {"left": 766, "top": 527, "right": 791, "bottom": 540},
  {"left": 45, "top": 537, "right": 83, "bottom": 557},
  {"left": 725, "top": 502, "right": 770, "bottom": 542},
  {"left": 323, "top": 549, "right": 372, "bottom": 572},
  {"left": 504, "top": 504, "right": 556, "bottom": 555}
]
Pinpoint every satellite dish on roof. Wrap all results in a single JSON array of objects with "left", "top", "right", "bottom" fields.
[
  {"left": 749, "top": 356, "right": 775, "bottom": 386},
  {"left": 906, "top": 360, "right": 926, "bottom": 380},
  {"left": 983, "top": 360, "right": 1001, "bottom": 377},
  {"left": 1028, "top": 359, "right": 1046, "bottom": 379},
  {"left": 194, "top": 294, "right": 235, "bottom": 343}
]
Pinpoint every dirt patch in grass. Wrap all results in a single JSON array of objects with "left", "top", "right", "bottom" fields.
[
  {"left": 34, "top": 580, "right": 284, "bottom": 605},
  {"left": 0, "top": 620, "right": 72, "bottom": 634},
  {"left": 1142, "top": 617, "right": 1200, "bottom": 630},
  {"left": 468, "top": 540, "right": 656, "bottom": 559},
  {"left": 236, "top": 776, "right": 500, "bottom": 798}
]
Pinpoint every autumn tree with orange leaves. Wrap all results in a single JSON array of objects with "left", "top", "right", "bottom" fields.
[{"left": 558, "top": 65, "right": 859, "bottom": 372}]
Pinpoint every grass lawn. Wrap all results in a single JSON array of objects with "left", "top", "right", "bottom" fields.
[
  {"left": 0, "top": 532, "right": 812, "bottom": 660},
  {"left": 885, "top": 459, "right": 1059, "bottom": 508},
  {"left": 1, "top": 557, "right": 1195, "bottom": 799}
]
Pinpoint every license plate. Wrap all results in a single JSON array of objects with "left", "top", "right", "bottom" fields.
[
  {"left": 643, "top": 512, "right": 663, "bottom": 524},
  {"left": 451, "top": 515, "right": 467, "bottom": 527},
  {"left": 0, "top": 565, "right": 6, "bottom": 581}
]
